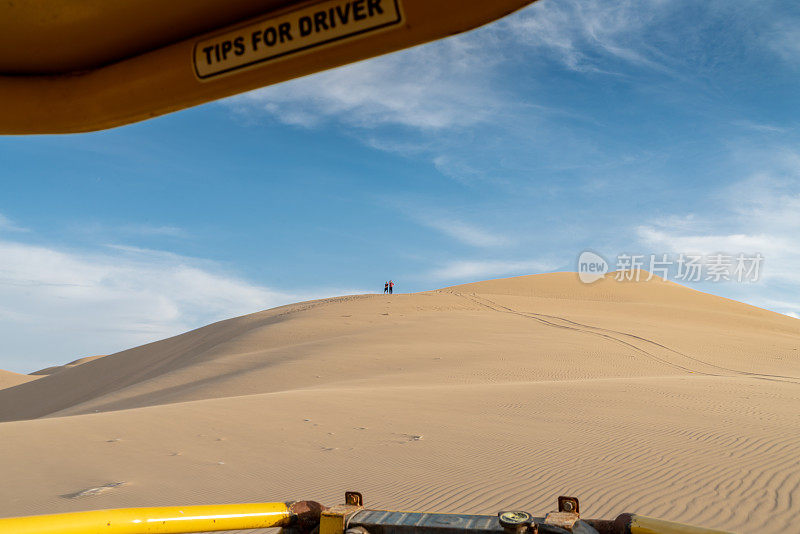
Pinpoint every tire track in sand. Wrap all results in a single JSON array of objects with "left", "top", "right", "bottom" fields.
[{"left": 454, "top": 292, "right": 800, "bottom": 384}]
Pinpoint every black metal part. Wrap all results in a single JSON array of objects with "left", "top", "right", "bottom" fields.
[
  {"left": 537, "top": 525, "right": 571, "bottom": 534},
  {"left": 581, "top": 519, "right": 616, "bottom": 534},
  {"left": 612, "top": 514, "right": 633, "bottom": 534},
  {"left": 286, "top": 500, "right": 328, "bottom": 534},
  {"left": 498, "top": 511, "right": 532, "bottom": 527},
  {"left": 499, "top": 511, "right": 533, "bottom": 534},
  {"left": 350, "top": 510, "right": 518, "bottom": 534}
]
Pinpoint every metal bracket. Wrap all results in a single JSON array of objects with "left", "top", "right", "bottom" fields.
[
  {"left": 557, "top": 496, "right": 579, "bottom": 515},
  {"left": 543, "top": 496, "right": 581, "bottom": 532},
  {"left": 320, "top": 493, "right": 365, "bottom": 534},
  {"left": 346, "top": 492, "right": 364, "bottom": 506}
]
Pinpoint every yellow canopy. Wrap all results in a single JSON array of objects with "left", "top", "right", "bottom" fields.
[{"left": 0, "top": 0, "right": 536, "bottom": 134}]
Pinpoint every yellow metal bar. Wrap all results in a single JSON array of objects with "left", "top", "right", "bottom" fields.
[
  {"left": 0, "top": 502, "right": 292, "bottom": 534},
  {"left": 630, "top": 515, "right": 734, "bottom": 534}
]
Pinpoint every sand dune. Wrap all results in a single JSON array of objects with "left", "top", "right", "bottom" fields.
[
  {"left": 30, "top": 355, "right": 107, "bottom": 376},
  {"left": 0, "top": 369, "right": 38, "bottom": 390},
  {"left": 1, "top": 272, "right": 799, "bottom": 533}
]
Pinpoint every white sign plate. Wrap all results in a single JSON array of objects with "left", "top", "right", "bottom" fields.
[{"left": 194, "top": 0, "right": 403, "bottom": 79}]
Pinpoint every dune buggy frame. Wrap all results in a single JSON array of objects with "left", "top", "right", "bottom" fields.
[{"left": 0, "top": 491, "right": 731, "bottom": 534}]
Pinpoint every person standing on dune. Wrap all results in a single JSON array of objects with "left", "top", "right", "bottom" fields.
[
  {"left": 384, "top": 281, "right": 389, "bottom": 294},
  {"left": 389, "top": 280, "right": 394, "bottom": 294}
]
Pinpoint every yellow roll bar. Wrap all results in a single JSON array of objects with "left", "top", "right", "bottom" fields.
[
  {"left": 0, "top": 496, "right": 737, "bottom": 534},
  {"left": 629, "top": 515, "right": 733, "bottom": 534},
  {"left": 0, "top": 502, "right": 292, "bottom": 534}
]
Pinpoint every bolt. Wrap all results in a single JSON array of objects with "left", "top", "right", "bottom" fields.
[{"left": 562, "top": 501, "right": 575, "bottom": 513}]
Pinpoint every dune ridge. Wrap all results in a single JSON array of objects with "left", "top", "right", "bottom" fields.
[
  {"left": 0, "top": 368, "right": 38, "bottom": 390},
  {"left": 30, "top": 355, "right": 108, "bottom": 376},
  {"left": 1, "top": 272, "right": 798, "bottom": 533}
]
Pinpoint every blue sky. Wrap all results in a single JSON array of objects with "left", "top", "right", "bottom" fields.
[{"left": 2, "top": 0, "right": 800, "bottom": 372}]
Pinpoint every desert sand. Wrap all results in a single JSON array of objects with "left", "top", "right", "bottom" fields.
[
  {"left": 0, "top": 369, "right": 38, "bottom": 390},
  {"left": 1, "top": 272, "right": 798, "bottom": 533},
  {"left": 29, "top": 355, "right": 107, "bottom": 376}
]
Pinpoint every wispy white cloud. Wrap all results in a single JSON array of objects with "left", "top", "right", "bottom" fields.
[
  {"left": 70, "top": 221, "right": 190, "bottom": 240},
  {"left": 223, "top": 0, "right": 686, "bottom": 134},
  {"left": 395, "top": 201, "right": 514, "bottom": 248},
  {"left": 227, "top": 33, "right": 505, "bottom": 131},
  {"left": 766, "top": 20, "right": 800, "bottom": 66},
  {"left": 502, "top": 0, "right": 673, "bottom": 73},
  {"left": 428, "top": 259, "right": 552, "bottom": 281},
  {"left": 637, "top": 226, "right": 790, "bottom": 258},
  {"left": 646, "top": 214, "right": 704, "bottom": 233},
  {"left": 119, "top": 224, "right": 189, "bottom": 238},
  {"left": 0, "top": 213, "right": 28, "bottom": 233},
  {"left": 414, "top": 216, "right": 513, "bottom": 248},
  {"left": 633, "top": 151, "right": 800, "bottom": 317},
  {"left": 0, "top": 238, "right": 362, "bottom": 373},
  {"left": 432, "top": 156, "right": 495, "bottom": 186},
  {"left": 733, "top": 120, "right": 790, "bottom": 134}
]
